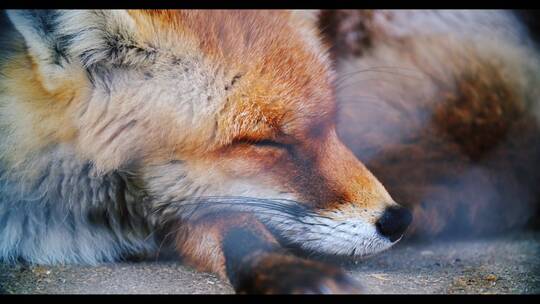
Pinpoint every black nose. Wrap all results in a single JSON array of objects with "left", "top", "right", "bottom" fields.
[{"left": 375, "top": 205, "right": 413, "bottom": 242}]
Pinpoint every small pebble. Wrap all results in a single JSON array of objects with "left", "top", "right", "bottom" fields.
[{"left": 485, "top": 274, "right": 498, "bottom": 282}]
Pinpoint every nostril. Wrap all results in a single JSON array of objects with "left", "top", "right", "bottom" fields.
[{"left": 375, "top": 205, "right": 413, "bottom": 242}]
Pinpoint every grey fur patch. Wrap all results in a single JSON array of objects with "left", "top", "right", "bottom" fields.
[{"left": 0, "top": 145, "right": 159, "bottom": 265}]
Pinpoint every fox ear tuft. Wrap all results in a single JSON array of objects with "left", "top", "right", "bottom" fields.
[
  {"left": 6, "top": 10, "right": 77, "bottom": 91},
  {"left": 6, "top": 10, "right": 150, "bottom": 91},
  {"left": 7, "top": 10, "right": 69, "bottom": 65}
]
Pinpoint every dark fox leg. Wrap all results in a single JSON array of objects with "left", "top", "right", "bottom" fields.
[{"left": 174, "top": 212, "right": 362, "bottom": 294}]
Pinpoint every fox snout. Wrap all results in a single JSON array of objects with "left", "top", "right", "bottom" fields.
[
  {"left": 234, "top": 128, "right": 415, "bottom": 258},
  {"left": 376, "top": 205, "right": 413, "bottom": 242}
]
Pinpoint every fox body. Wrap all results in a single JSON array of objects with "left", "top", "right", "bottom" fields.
[{"left": 0, "top": 10, "right": 538, "bottom": 293}]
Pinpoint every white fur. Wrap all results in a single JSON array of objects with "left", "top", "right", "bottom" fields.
[{"left": 265, "top": 212, "right": 394, "bottom": 257}]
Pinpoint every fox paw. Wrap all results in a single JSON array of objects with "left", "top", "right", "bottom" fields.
[{"left": 234, "top": 254, "right": 362, "bottom": 294}]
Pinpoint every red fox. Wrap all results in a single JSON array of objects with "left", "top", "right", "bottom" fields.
[{"left": 0, "top": 10, "right": 538, "bottom": 294}]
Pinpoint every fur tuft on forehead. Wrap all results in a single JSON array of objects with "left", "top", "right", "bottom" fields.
[
  {"left": 131, "top": 10, "right": 284, "bottom": 57},
  {"left": 119, "top": 10, "right": 337, "bottom": 147},
  {"left": 127, "top": 10, "right": 326, "bottom": 64}
]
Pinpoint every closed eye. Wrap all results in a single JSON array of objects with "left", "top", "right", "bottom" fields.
[
  {"left": 233, "top": 138, "right": 291, "bottom": 151},
  {"left": 252, "top": 139, "right": 290, "bottom": 150}
]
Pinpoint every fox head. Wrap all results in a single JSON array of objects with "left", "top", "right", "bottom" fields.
[{"left": 4, "top": 10, "right": 411, "bottom": 258}]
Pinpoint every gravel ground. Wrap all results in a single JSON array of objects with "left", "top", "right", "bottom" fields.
[{"left": 1, "top": 231, "right": 539, "bottom": 294}]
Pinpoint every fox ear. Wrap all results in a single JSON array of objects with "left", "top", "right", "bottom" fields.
[
  {"left": 7, "top": 10, "right": 149, "bottom": 90},
  {"left": 6, "top": 10, "right": 65, "bottom": 65},
  {"left": 6, "top": 10, "right": 71, "bottom": 90}
]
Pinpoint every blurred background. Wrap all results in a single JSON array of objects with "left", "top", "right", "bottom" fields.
[{"left": 321, "top": 10, "right": 540, "bottom": 238}]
